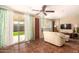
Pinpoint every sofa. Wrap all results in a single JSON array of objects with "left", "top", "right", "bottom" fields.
[{"left": 43, "top": 31, "right": 69, "bottom": 46}]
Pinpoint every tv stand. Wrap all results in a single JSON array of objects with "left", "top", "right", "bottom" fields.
[
  {"left": 70, "top": 33, "right": 79, "bottom": 39},
  {"left": 61, "top": 32, "right": 79, "bottom": 39}
]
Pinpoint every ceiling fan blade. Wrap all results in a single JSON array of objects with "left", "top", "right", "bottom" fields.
[
  {"left": 43, "top": 12, "right": 47, "bottom": 16},
  {"left": 35, "top": 10, "right": 42, "bottom": 15},
  {"left": 32, "top": 9, "right": 40, "bottom": 11},
  {"left": 36, "top": 13, "right": 40, "bottom": 15},
  {"left": 42, "top": 5, "right": 47, "bottom": 11},
  {"left": 46, "top": 10, "right": 55, "bottom": 12}
]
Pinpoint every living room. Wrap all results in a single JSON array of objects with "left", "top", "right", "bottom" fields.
[{"left": 0, "top": 5, "right": 79, "bottom": 53}]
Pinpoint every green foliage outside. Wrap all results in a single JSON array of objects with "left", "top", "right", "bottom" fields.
[{"left": 13, "top": 32, "right": 24, "bottom": 36}]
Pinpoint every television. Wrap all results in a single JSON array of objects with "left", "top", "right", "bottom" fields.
[{"left": 60, "top": 24, "right": 72, "bottom": 29}]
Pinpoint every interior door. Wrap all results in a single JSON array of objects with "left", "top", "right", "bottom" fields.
[{"left": 35, "top": 17, "right": 40, "bottom": 40}]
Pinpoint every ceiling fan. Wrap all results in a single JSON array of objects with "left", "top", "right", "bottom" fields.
[{"left": 32, "top": 5, "right": 55, "bottom": 16}]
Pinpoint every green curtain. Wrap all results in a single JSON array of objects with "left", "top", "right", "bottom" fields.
[
  {"left": 25, "top": 14, "right": 33, "bottom": 41},
  {"left": 40, "top": 14, "right": 45, "bottom": 29},
  {"left": 28, "top": 15, "right": 33, "bottom": 40},
  {"left": 0, "top": 9, "right": 8, "bottom": 48},
  {"left": 29, "top": 15, "right": 33, "bottom": 39}
]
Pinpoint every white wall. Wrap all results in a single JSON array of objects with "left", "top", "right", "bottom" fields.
[
  {"left": 43, "top": 19, "right": 52, "bottom": 30},
  {"left": 40, "top": 18, "right": 53, "bottom": 38}
]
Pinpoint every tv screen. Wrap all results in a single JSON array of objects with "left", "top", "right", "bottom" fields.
[
  {"left": 66, "top": 24, "right": 71, "bottom": 29},
  {"left": 61, "top": 24, "right": 65, "bottom": 29},
  {"left": 60, "top": 24, "right": 71, "bottom": 29}
]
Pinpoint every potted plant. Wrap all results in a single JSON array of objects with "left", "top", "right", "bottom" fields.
[{"left": 77, "top": 27, "right": 79, "bottom": 33}]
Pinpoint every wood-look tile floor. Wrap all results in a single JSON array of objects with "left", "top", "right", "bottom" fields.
[{"left": 0, "top": 39, "right": 79, "bottom": 53}]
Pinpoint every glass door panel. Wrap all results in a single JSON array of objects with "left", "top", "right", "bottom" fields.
[{"left": 13, "top": 12, "right": 25, "bottom": 52}]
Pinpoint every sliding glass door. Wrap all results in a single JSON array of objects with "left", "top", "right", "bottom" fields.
[
  {"left": 13, "top": 20, "right": 25, "bottom": 43},
  {"left": 13, "top": 12, "right": 25, "bottom": 52}
]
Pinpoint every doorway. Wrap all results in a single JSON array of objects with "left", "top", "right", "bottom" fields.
[{"left": 35, "top": 17, "right": 40, "bottom": 40}]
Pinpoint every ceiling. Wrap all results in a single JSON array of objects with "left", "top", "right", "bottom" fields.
[
  {"left": 8, "top": 5, "right": 31, "bottom": 13},
  {"left": 45, "top": 5, "right": 79, "bottom": 19},
  {"left": 8, "top": 5, "right": 79, "bottom": 19},
  {"left": 31, "top": 5, "right": 79, "bottom": 19}
]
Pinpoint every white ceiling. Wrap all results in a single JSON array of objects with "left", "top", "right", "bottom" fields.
[
  {"left": 8, "top": 5, "right": 79, "bottom": 19},
  {"left": 45, "top": 5, "right": 79, "bottom": 19},
  {"left": 8, "top": 5, "right": 31, "bottom": 13}
]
